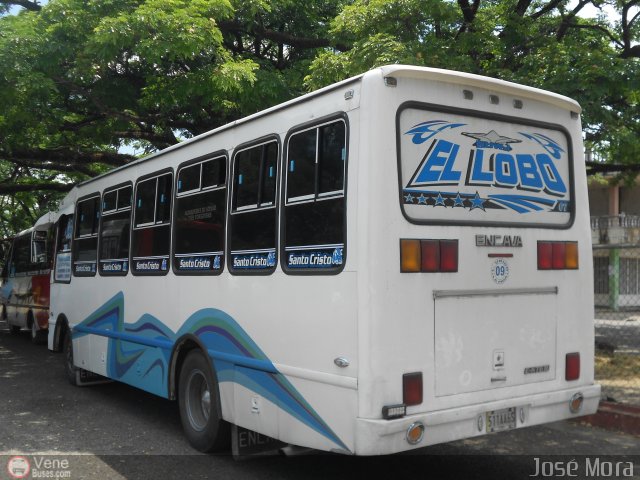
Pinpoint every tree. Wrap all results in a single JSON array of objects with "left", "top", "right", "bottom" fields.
[
  {"left": 1, "top": 0, "right": 639, "bottom": 235},
  {"left": 0, "top": 0, "right": 345, "bottom": 233},
  {"left": 305, "top": 0, "right": 640, "bottom": 176}
]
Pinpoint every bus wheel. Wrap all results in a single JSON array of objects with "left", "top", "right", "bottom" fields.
[
  {"left": 9, "top": 324, "right": 21, "bottom": 335},
  {"left": 178, "top": 350, "right": 230, "bottom": 452},
  {"left": 63, "top": 330, "right": 78, "bottom": 386}
]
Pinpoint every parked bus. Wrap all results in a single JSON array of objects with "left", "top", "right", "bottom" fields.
[
  {"left": 1, "top": 213, "right": 55, "bottom": 344},
  {"left": 47, "top": 65, "right": 599, "bottom": 455}
]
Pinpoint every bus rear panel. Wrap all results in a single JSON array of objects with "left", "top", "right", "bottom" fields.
[{"left": 353, "top": 67, "right": 599, "bottom": 454}]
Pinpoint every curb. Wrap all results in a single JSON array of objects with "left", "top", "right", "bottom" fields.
[{"left": 575, "top": 401, "right": 640, "bottom": 437}]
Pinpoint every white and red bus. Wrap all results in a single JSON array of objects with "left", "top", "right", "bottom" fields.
[
  {"left": 1, "top": 213, "right": 55, "bottom": 344},
  {"left": 48, "top": 65, "right": 599, "bottom": 455}
]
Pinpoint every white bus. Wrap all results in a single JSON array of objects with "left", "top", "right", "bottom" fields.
[
  {"left": 47, "top": 65, "right": 600, "bottom": 455},
  {"left": 1, "top": 213, "right": 55, "bottom": 344}
]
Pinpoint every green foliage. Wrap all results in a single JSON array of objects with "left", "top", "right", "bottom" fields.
[
  {"left": 1, "top": 0, "right": 640, "bottom": 238},
  {"left": 306, "top": 0, "right": 640, "bottom": 173}
]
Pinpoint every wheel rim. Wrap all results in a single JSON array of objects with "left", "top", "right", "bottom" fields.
[{"left": 185, "top": 369, "right": 211, "bottom": 432}]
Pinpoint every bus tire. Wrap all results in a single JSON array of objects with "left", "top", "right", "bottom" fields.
[
  {"left": 9, "top": 323, "right": 20, "bottom": 335},
  {"left": 178, "top": 350, "right": 229, "bottom": 453},
  {"left": 63, "top": 329, "right": 78, "bottom": 386}
]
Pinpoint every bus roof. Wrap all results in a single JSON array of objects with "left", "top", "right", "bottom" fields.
[{"left": 75, "top": 65, "right": 581, "bottom": 190}]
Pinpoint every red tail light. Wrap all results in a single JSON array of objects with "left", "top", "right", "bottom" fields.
[
  {"left": 420, "top": 240, "right": 440, "bottom": 272},
  {"left": 400, "top": 239, "right": 458, "bottom": 273},
  {"left": 537, "top": 242, "right": 553, "bottom": 270},
  {"left": 440, "top": 240, "right": 458, "bottom": 272},
  {"left": 538, "top": 241, "right": 578, "bottom": 270},
  {"left": 565, "top": 352, "right": 580, "bottom": 381},
  {"left": 552, "top": 242, "right": 566, "bottom": 269},
  {"left": 403, "top": 372, "right": 423, "bottom": 406}
]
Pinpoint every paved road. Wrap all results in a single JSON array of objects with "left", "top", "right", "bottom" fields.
[{"left": 1, "top": 320, "right": 639, "bottom": 480}]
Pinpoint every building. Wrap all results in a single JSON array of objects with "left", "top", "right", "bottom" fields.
[{"left": 589, "top": 178, "right": 640, "bottom": 308}]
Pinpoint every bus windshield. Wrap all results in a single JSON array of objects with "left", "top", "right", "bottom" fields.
[{"left": 398, "top": 105, "right": 573, "bottom": 227}]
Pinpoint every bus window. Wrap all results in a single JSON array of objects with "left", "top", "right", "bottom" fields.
[
  {"left": 229, "top": 139, "right": 278, "bottom": 273},
  {"left": 12, "top": 234, "right": 31, "bottom": 275},
  {"left": 99, "top": 185, "right": 132, "bottom": 276},
  {"left": 283, "top": 118, "right": 347, "bottom": 273},
  {"left": 73, "top": 196, "right": 100, "bottom": 276},
  {"left": 174, "top": 156, "right": 227, "bottom": 275},
  {"left": 31, "top": 230, "right": 48, "bottom": 265},
  {"left": 132, "top": 172, "right": 172, "bottom": 275},
  {"left": 54, "top": 214, "right": 73, "bottom": 283}
]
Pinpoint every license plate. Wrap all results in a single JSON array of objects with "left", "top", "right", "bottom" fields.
[{"left": 486, "top": 407, "right": 517, "bottom": 433}]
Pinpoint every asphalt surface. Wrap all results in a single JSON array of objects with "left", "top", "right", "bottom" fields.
[{"left": 1, "top": 320, "right": 639, "bottom": 480}]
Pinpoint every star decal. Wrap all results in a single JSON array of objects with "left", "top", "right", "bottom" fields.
[
  {"left": 461, "top": 130, "right": 522, "bottom": 151},
  {"left": 404, "top": 193, "right": 415, "bottom": 203},
  {"left": 470, "top": 192, "right": 486, "bottom": 211},
  {"left": 417, "top": 194, "right": 428, "bottom": 205},
  {"left": 434, "top": 193, "right": 446, "bottom": 206},
  {"left": 453, "top": 193, "right": 465, "bottom": 207}
]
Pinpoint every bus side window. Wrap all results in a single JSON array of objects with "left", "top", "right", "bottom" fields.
[
  {"left": 173, "top": 156, "right": 227, "bottom": 275},
  {"left": 73, "top": 196, "right": 100, "bottom": 277},
  {"left": 12, "top": 234, "right": 31, "bottom": 276},
  {"left": 229, "top": 139, "right": 279, "bottom": 274},
  {"left": 131, "top": 172, "right": 173, "bottom": 275},
  {"left": 31, "top": 230, "right": 48, "bottom": 265},
  {"left": 283, "top": 118, "right": 347, "bottom": 273},
  {"left": 54, "top": 215, "right": 73, "bottom": 283},
  {"left": 99, "top": 185, "right": 132, "bottom": 276}
]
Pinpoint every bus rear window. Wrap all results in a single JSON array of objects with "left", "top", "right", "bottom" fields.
[{"left": 397, "top": 106, "right": 573, "bottom": 227}]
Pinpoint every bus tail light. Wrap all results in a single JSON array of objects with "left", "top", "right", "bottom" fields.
[
  {"left": 537, "top": 241, "right": 578, "bottom": 270},
  {"left": 565, "top": 352, "right": 580, "bottom": 381},
  {"left": 401, "top": 239, "right": 458, "bottom": 273},
  {"left": 400, "top": 239, "right": 421, "bottom": 272},
  {"left": 403, "top": 372, "right": 423, "bottom": 406}
]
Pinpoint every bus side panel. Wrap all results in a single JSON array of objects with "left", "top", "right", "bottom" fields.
[{"left": 65, "top": 273, "right": 359, "bottom": 452}]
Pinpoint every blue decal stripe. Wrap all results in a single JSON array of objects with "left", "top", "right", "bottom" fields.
[
  {"left": 74, "top": 325, "right": 174, "bottom": 350},
  {"left": 73, "top": 292, "right": 350, "bottom": 452}
]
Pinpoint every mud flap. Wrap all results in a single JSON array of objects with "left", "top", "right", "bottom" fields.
[
  {"left": 75, "top": 368, "right": 112, "bottom": 386},
  {"left": 231, "top": 424, "right": 286, "bottom": 459}
]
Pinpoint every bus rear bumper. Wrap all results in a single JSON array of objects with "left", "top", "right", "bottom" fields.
[{"left": 353, "top": 384, "right": 601, "bottom": 456}]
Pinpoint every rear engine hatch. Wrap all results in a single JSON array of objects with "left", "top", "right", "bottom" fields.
[{"left": 434, "top": 288, "right": 557, "bottom": 396}]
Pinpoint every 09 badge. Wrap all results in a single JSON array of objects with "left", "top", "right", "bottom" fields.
[{"left": 491, "top": 258, "right": 509, "bottom": 284}]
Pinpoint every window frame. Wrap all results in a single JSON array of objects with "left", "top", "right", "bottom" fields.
[
  {"left": 172, "top": 152, "right": 229, "bottom": 276},
  {"left": 53, "top": 213, "right": 73, "bottom": 284},
  {"left": 131, "top": 169, "right": 174, "bottom": 277},
  {"left": 72, "top": 193, "right": 101, "bottom": 277},
  {"left": 98, "top": 181, "right": 133, "bottom": 277},
  {"left": 228, "top": 135, "right": 281, "bottom": 276},
  {"left": 280, "top": 113, "right": 349, "bottom": 276}
]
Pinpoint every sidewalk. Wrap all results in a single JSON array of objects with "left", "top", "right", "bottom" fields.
[{"left": 578, "top": 401, "right": 640, "bottom": 437}]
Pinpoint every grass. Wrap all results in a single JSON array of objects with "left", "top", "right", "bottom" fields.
[{"left": 595, "top": 353, "right": 640, "bottom": 380}]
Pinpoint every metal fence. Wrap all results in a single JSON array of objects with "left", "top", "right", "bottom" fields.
[{"left": 593, "top": 244, "right": 640, "bottom": 405}]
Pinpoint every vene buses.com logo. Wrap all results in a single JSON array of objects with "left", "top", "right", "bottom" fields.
[{"left": 7, "top": 456, "right": 30, "bottom": 479}]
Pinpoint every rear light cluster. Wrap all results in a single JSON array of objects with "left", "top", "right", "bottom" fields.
[
  {"left": 382, "top": 372, "right": 424, "bottom": 420},
  {"left": 565, "top": 352, "right": 580, "bottom": 381},
  {"left": 537, "top": 241, "right": 578, "bottom": 270},
  {"left": 400, "top": 239, "right": 458, "bottom": 273}
]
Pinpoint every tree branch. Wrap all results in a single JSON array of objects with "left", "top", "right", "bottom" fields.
[
  {"left": 0, "top": 182, "right": 75, "bottom": 195},
  {"left": 217, "top": 20, "right": 349, "bottom": 52},
  {"left": 531, "top": 0, "right": 565, "bottom": 20},
  {"left": 9, "top": 157, "right": 99, "bottom": 177},
  {"left": 0, "top": 1, "right": 42, "bottom": 11},
  {"left": 7, "top": 148, "right": 135, "bottom": 168},
  {"left": 586, "top": 161, "right": 640, "bottom": 174}
]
